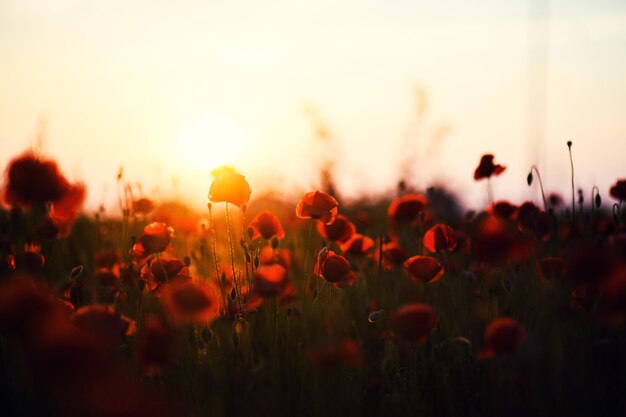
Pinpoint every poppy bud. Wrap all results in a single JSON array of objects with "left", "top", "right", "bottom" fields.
[
  {"left": 253, "top": 255, "right": 260, "bottom": 269},
  {"left": 230, "top": 288, "right": 237, "bottom": 300},
  {"left": 245, "top": 251, "right": 251, "bottom": 263},
  {"left": 247, "top": 227, "right": 254, "bottom": 239},
  {"left": 70, "top": 265, "right": 83, "bottom": 281},
  {"left": 271, "top": 237, "right": 279, "bottom": 249},
  {"left": 183, "top": 256, "right": 191, "bottom": 267},
  {"left": 527, "top": 172, "right": 533, "bottom": 186},
  {"left": 595, "top": 193, "right": 601, "bottom": 208},
  {"left": 207, "top": 202, "right": 212, "bottom": 211},
  {"left": 567, "top": 140, "right": 572, "bottom": 148},
  {"left": 368, "top": 311, "right": 381, "bottom": 323}
]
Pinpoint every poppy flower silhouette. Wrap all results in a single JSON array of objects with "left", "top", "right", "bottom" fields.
[
  {"left": 248, "top": 211, "right": 285, "bottom": 240},
  {"left": 295, "top": 191, "right": 338, "bottom": 225},
  {"left": 474, "top": 154, "right": 506, "bottom": 180},
  {"left": 390, "top": 303, "right": 437, "bottom": 344},
  {"left": 315, "top": 249, "right": 357, "bottom": 288},
  {"left": 208, "top": 172, "right": 251, "bottom": 207}
]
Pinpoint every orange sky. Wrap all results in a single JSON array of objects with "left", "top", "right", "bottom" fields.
[{"left": 1, "top": 0, "right": 625, "bottom": 213}]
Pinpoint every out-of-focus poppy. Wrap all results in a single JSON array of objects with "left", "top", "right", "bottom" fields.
[
  {"left": 571, "top": 282, "right": 600, "bottom": 312},
  {"left": 138, "top": 222, "right": 174, "bottom": 255},
  {"left": 381, "top": 241, "right": 409, "bottom": 267},
  {"left": 251, "top": 264, "right": 289, "bottom": 298},
  {"left": 152, "top": 202, "right": 200, "bottom": 236},
  {"left": 295, "top": 191, "right": 338, "bottom": 224},
  {"left": 473, "top": 154, "right": 506, "bottom": 180},
  {"left": 2, "top": 151, "right": 70, "bottom": 207},
  {"left": 387, "top": 194, "right": 428, "bottom": 224},
  {"left": 307, "top": 339, "right": 362, "bottom": 371},
  {"left": 49, "top": 182, "right": 86, "bottom": 236},
  {"left": 94, "top": 268, "right": 119, "bottom": 289},
  {"left": 141, "top": 257, "right": 187, "bottom": 290},
  {"left": 13, "top": 251, "right": 45, "bottom": 274},
  {"left": 70, "top": 305, "right": 136, "bottom": 343},
  {"left": 248, "top": 211, "right": 285, "bottom": 240},
  {"left": 536, "top": 257, "right": 565, "bottom": 281},
  {"left": 516, "top": 201, "right": 551, "bottom": 240},
  {"left": 208, "top": 172, "right": 251, "bottom": 207},
  {"left": 94, "top": 249, "right": 122, "bottom": 269},
  {"left": 161, "top": 281, "right": 221, "bottom": 324},
  {"left": 316, "top": 214, "right": 355, "bottom": 243},
  {"left": 547, "top": 193, "right": 564, "bottom": 208},
  {"left": 136, "top": 316, "right": 176, "bottom": 376},
  {"left": 472, "top": 215, "right": 535, "bottom": 264},
  {"left": 390, "top": 303, "right": 437, "bottom": 344},
  {"left": 478, "top": 318, "right": 526, "bottom": 360},
  {"left": 609, "top": 179, "right": 626, "bottom": 201},
  {"left": 340, "top": 233, "right": 375, "bottom": 256},
  {"left": 563, "top": 243, "right": 614, "bottom": 284},
  {"left": 403, "top": 255, "right": 444, "bottom": 283},
  {"left": 315, "top": 249, "right": 357, "bottom": 288},
  {"left": 258, "top": 247, "right": 293, "bottom": 271},
  {"left": 489, "top": 201, "right": 518, "bottom": 220},
  {"left": 132, "top": 197, "right": 155, "bottom": 215},
  {"left": 423, "top": 224, "right": 457, "bottom": 253}
]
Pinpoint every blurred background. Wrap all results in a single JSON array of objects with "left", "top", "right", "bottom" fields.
[{"left": 1, "top": 0, "right": 625, "bottom": 213}]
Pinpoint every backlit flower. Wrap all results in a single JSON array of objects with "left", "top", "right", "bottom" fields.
[
  {"left": 423, "top": 224, "right": 457, "bottom": 253},
  {"left": 249, "top": 211, "right": 285, "bottom": 240},
  {"left": 478, "top": 318, "right": 526, "bottom": 360},
  {"left": 387, "top": 194, "right": 428, "bottom": 224},
  {"left": 315, "top": 249, "right": 357, "bottom": 288},
  {"left": 316, "top": 214, "right": 355, "bottom": 243},
  {"left": 208, "top": 172, "right": 251, "bottom": 207},
  {"left": 161, "top": 281, "right": 221, "bottom": 324},
  {"left": 295, "top": 191, "right": 338, "bottom": 224},
  {"left": 474, "top": 154, "right": 506, "bottom": 180},
  {"left": 138, "top": 222, "right": 174, "bottom": 255},
  {"left": 403, "top": 255, "right": 444, "bottom": 283},
  {"left": 391, "top": 303, "right": 437, "bottom": 343}
]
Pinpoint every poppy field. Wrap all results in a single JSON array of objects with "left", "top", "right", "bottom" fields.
[{"left": 1, "top": 148, "right": 626, "bottom": 417}]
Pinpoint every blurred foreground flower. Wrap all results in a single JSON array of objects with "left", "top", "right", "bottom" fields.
[
  {"left": 209, "top": 171, "right": 251, "bottom": 207},
  {"left": 295, "top": 191, "right": 338, "bottom": 224}
]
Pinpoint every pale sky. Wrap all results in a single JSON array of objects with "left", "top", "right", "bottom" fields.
[{"left": 1, "top": 0, "right": 625, "bottom": 213}]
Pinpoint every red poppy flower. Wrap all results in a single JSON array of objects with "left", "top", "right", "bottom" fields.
[
  {"left": 2, "top": 151, "right": 70, "bottom": 207},
  {"left": 252, "top": 264, "right": 289, "bottom": 298},
  {"left": 536, "top": 257, "right": 565, "bottom": 281},
  {"left": 315, "top": 249, "right": 357, "bottom": 288},
  {"left": 387, "top": 194, "right": 428, "bottom": 224},
  {"left": 403, "top": 255, "right": 444, "bottom": 283},
  {"left": 390, "top": 303, "right": 437, "bottom": 343},
  {"left": 316, "top": 214, "right": 355, "bottom": 243},
  {"left": 610, "top": 179, "right": 626, "bottom": 201},
  {"left": 474, "top": 154, "right": 506, "bottom": 180},
  {"left": 249, "top": 211, "right": 285, "bottom": 240},
  {"left": 132, "top": 197, "right": 155, "bottom": 215},
  {"left": 596, "top": 267, "right": 626, "bottom": 328},
  {"left": 13, "top": 251, "right": 45, "bottom": 273},
  {"left": 295, "top": 191, "right": 338, "bottom": 224},
  {"left": 49, "top": 182, "right": 87, "bottom": 236},
  {"left": 136, "top": 316, "right": 176, "bottom": 375},
  {"left": 70, "top": 305, "right": 136, "bottom": 343},
  {"left": 259, "top": 247, "right": 293, "bottom": 271},
  {"left": 472, "top": 215, "right": 535, "bottom": 264},
  {"left": 138, "top": 222, "right": 174, "bottom": 255},
  {"left": 208, "top": 172, "right": 251, "bottom": 207},
  {"left": 478, "top": 318, "right": 526, "bottom": 360},
  {"left": 563, "top": 243, "right": 614, "bottom": 284},
  {"left": 423, "top": 224, "right": 457, "bottom": 253},
  {"left": 516, "top": 201, "right": 551, "bottom": 240},
  {"left": 339, "top": 233, "right": 375, "bottom": 256},
  {"left": 141, "top": 257, "right": 187, "bottom": 289},
  {"left": 94, "top": 267, "right": 119, "bottom": 289},
  {"left": 489, "top": 201, "right": 518, "bottom": 220},
  {"left": 161, "top": 281, "right": 221, "bottom": 324},
  {"left": 381, "top": 241, "right": 409, "bottom": 267},
  {"left": 307, "top": 339, "right": 362, "bottom": 371}
]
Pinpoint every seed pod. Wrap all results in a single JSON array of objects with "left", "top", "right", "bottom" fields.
[
  {"left": 595, "top": 193, "right": 601, "bottom": 208},
  {"left": 527, "top": 172, "right": 533, "bottom": 186},
  {"left": 70, "top": 265, "right": 83, "bottom": 281}
]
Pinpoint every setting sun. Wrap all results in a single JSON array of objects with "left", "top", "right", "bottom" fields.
[{"left": 173, "top": 113, "right": 253, "bottom": 172}]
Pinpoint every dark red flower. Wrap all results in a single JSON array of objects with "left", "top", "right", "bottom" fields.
[
  {"left": 258, "top": 247, "right": 293, "bottom": 271},
  {"left": 315, "top": 249, "right": 357, "bottom": 288},
  {"left": 161, "top": 281, "right": 221, "bottom": 324},
  {"left": 403, "top": 255, "right": 444, "bottom": 283},
  {"left": 423, "top": 224, "right": 457, "bottom": 253},
  {"left": 474, "top": 154, "right": 506, "bottom": 180},
  {"left": 339, "top": 233, "right": 375, "bottom": 256},
  {"left": 472, "top": 215, "right": 535, "bottom": 263},
  {"left": 387, "top": 194, "right": 428, "bottom": 224},
  {"left": 249, "top": 211, "right": 285, "bottom": 240},
  {"left": 478, "top": 318, "right": 526, "bottom": 360},
  {"left": 141, "top": 257, "right": 187, "bottom": 289},
  {"left": 307, "top": 339, "right": 362, "bottom": 371},
  {"left": 390, "top": 303, "right": 437, "bottom": 343},
  {"left": 596, "top": 267, "right": 626, "bottom": 328},
  {"left": 138, "top": 222, "right": 174, "bottom": 255},
  {"left": 70, "top": 305, "right": 136, "bottom": 343},
  {"left": 136, "top": 316, "right": 176, "bottom": 375},
  {"left": 208, "top": 172, "right": 251, "bottom": 207},
  {"left": 489, "top": 201, "right": 518, "bottom": 220},
  {"left": 295, "top": 191, "right": 338, "bottom": 224},
  {"left": 252, "top": 264, "right": 289, "bottom": 298},
  {"left": 516, "top": 201, "right": 551, "bottom": 240},
  {"left": 2, "top": 151, "right": 70, "bottom": 207},
  {"left": 132, "top": 197, "right": 156, "bottom": 215},
  {"left": 610, "top": 179, "right": 626, "bottom": 201},
  {"left": 49, "top": 182, "right": 86, "bottom": 236},
  {"left": 316, "top": 214, "right": 355, "bottom": 243},
  {"left": 381, "top": 241, "right": 409, "bottom": 267}
]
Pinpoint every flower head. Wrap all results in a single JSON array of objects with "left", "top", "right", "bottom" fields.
[
  {"left": 295, "top": 191, "right": 338, "bottom": 224},
  {"left": 208, "top": 172, "right": 251, "bottom": 207},
  {"left": 474, "top": 154, "right": 506, "bottom": 180}
]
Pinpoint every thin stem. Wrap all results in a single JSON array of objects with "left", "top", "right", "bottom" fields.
[
  {"left": 529, "top": 165, "right": 547, "bottom": 211},
  {"left": 208, "top": 205, "right": 228, "bottom": 314},
  {"left": 567, "top": 141, "right": 575, "bottom": 224},
  {"left": 487, "top": 178, "right": 494, "bottom": 205},
  {"left": 226, "top": 203, "right": 243, "bottom": 312}
]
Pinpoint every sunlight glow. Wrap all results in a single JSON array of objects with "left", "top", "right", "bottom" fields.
[{"left": 174, "top": 113, "right": 253, "bottom": 173}]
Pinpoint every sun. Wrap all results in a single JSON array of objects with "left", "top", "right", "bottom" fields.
[{"left": 174, "top": 113, "right": 252, "bottom": 172}]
